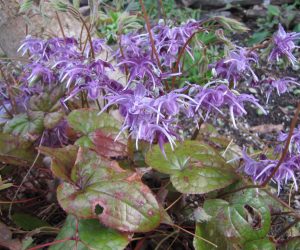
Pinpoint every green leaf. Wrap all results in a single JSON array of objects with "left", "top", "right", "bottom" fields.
[
  {"left": 267, "top": 5, "right": 280, "bottom": 17},
  {"left": 194, "top": 222, "right": 229, "bottom": 250},
  {"left": 12, "top": 213, "right": 50, "bottom": 230},
  {"left": 0, "top": 133, "right": 38, "bottom": 167},
  {"left": 248, "top": 31, "right": 270, "bottom": 46},
  {"left": 3, "top": 111, "right": 44, "bottom": 139},
  {"left": 50, "top": 215, "right": 129, "bottom": 250},
  {"left": 145, "top": 141, "right": 237, "bottom": 194},
  {"left": 22, "top": 237, "right": 34, "bottom": 250},
  {"left": 214, "top": 16, "right": 249, "bottom": 33},
  {"left": 67, "top": 109, "right": 121, "bottom": 135},
  {"left": 51, "top": 0, "right": 68, "bottom": 12},
  {"left": 0, "top": 176, "right": 13, "bottom": 191},
  {"left": 244, "top": 238, "right": 275, "bottom": 250},
  {"left": 68, "top": 109, "right": 127, "bottom": 158},
  {"left": 19, "top": 0, "right": 34, "bottom": 13},
  {"left": 56, "top": 148, "right": 161, "bottom": 232},
  {"left": 38, "top": 145, "right": 78, "bottom": 182},
  {"left": 294, "top": 23, "right": 300, "bottom": 33},
  {"left": 204, "top": 189, "right": 271, "bottom": 244}
]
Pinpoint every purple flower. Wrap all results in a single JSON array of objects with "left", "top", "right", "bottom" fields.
[
  {"left": 18, "top": 36, "right": 44, "bottom": 58},
  {"left": 100, "top": 84, "right": 196, "bottom": 154},
  {"left": 26, "top": 63, "right": 55, "bottom": 84},
  {"left": 275, "top": 126, "right": 300, "bottom": 155},
  {"left": 85, "top": 39, "right": 111, "bottom": 58},
  {"left": 117, "top": 57, "right": 161, "bottom": 88},
  {"left": 60, "top": 64, "right": 91, "bottom": 88},
  {"left": 268, "top": 24, "right": 300, "bottom": 65},
  {"left": 101, "top": 84, "right": 176, "bottom": 149},
  {"left": 262, "top": 77, "right": 300, "bottom": 103},
  {"left": 43, "top": 119, "right": 69, "bottom": 147},
  {"left": 212, "top": 48, "right": 258, "bottom": 86},
  {"left": 242, "top": 150, "right": 300, "bottom": 193},
  {"left": 190, "top": 83, "right": 266, "bottom": 128}
]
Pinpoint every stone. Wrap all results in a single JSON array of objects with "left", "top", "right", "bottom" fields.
[{"left": 0, "top": 0, "right": 87, "bottom": 57}]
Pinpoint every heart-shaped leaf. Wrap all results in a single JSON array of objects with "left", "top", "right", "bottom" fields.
[
  {"left": 3, "top": 111, "right": 44, "bottom": 140},
  {"left": 50, "top": 215, "right": 129, "bottom": 250},
  {"left": 38, "top": 145, "right": 78, "bottom": 182},
  {"left": 53, "top": 148, "right": 161, "bottom": 232},
  {"left": 145, "top": 141, "right": 237, "bottom": 194},
  {"left": 203, "top": 189, "right": 271, "bottom": 244},
  {"left": 244, "top": 239, "right": 275, "bottom": 250},
  {"left": 0, "top": 133, "right": 38, "bottom": 167},
  {"left": 67, "top": 109, "right": 127, "bottom": 157}
]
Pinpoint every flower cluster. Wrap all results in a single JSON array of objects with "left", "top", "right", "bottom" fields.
[
  {"left": 212, "top": 47, "right": 259, "bottom": 86},
  {"left": 262, "top": 77, "right": 300, "bottom": 103},
  {"left": 268, "top": 24, "right": 300, "bottom": 65},
  {"left": 116, "top": 20, "right": 201, "bottom": 90},
  {"left": 242, "top": 150, "right": 300, "bottom": 193},
  {"left": 188, "top": 83, "right": 266, "bottom": 128},
  {"left": 5, "top": 21, "right": 299, "bottom": 156},
  {"left": 242, "top": 127, "right": 300, "bottom": 192}
]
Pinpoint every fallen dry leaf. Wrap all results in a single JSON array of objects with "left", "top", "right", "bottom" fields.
[{"left": 250, "top": 124, "right": 283, "bottom": 134}]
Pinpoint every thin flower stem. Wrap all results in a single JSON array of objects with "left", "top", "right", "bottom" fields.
[
  {"left": 67, "top": 6, "right": 95, "bottom": 59},
  {"left": 55, "top": 11, "right": 66, "bottom": 40},
  {"left": 0, "top": 197, "right": 40, "bottom": 204},
  {"left": 118, "top": 34, "right": 129, "bottom": 79},
  {"left": 171, "top": 223, "right": 218, "bottom": 248},
  {"left": 157, "top": 0, "right": 166, "bottom": 23},
  {"left": 191, "top": 118, "right": 204, "bottom": 140},
  {"left": 261, "top": 102, "right": 300, "bottom": 186},
  {"left": 139, "top": 0, "right": 169, "bottom": 90},
  {"left": 171, "top": 29, "right": 206, "bottom": 89},
  {"left": 79, "top": 22, "right": 85, "bottom": 50},
  {"left": 154, "top": 230, "right": 178, "bottom": 250},
  {"left": 165, "top": 194, "right": 183, "bottom": 211}
]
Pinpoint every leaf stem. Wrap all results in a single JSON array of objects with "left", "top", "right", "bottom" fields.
[{"left": 27, "top": 238, "right": 73, "bottom": 250}]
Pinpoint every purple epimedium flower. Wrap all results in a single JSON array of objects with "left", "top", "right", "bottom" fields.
[
  {"left": 26, "top": 63, "right": 55, "bottom": 85},
  {"left": 262, "top": 77, "right": 300, "bottom": 103},
  {"left": 101, "top": 84, "right": 176, "bottom": 150},
  {"left": 100, "top": 84, "right": 195, "bottom": 154},
  {"left": 18, "top": 36, "right": 44, "bottom": 58},
  {"left": 275, "top": 126, "right": 300, "bottom": 155},
  {"left": 242, "top": 150, "right": 300, "bottom": 193},
  {"left": 268, "top": 24, "right": 300, "bottom": 65},
  {"left": 117, "top": 57, "right": 163, "bottom": 89},
  {"left": 190, "top": 83, "right": 266, "bottom": 128},
  {"left": 212, "top": 48, "right": 258, "bottom": 87}
]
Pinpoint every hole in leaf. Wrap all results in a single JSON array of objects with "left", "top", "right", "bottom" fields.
[
  {"left": 94, "top": 204, "right": 104, "bottom": 215},
  {"left": 244, "top": 204, "right": 262, "bottom": 230}
]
